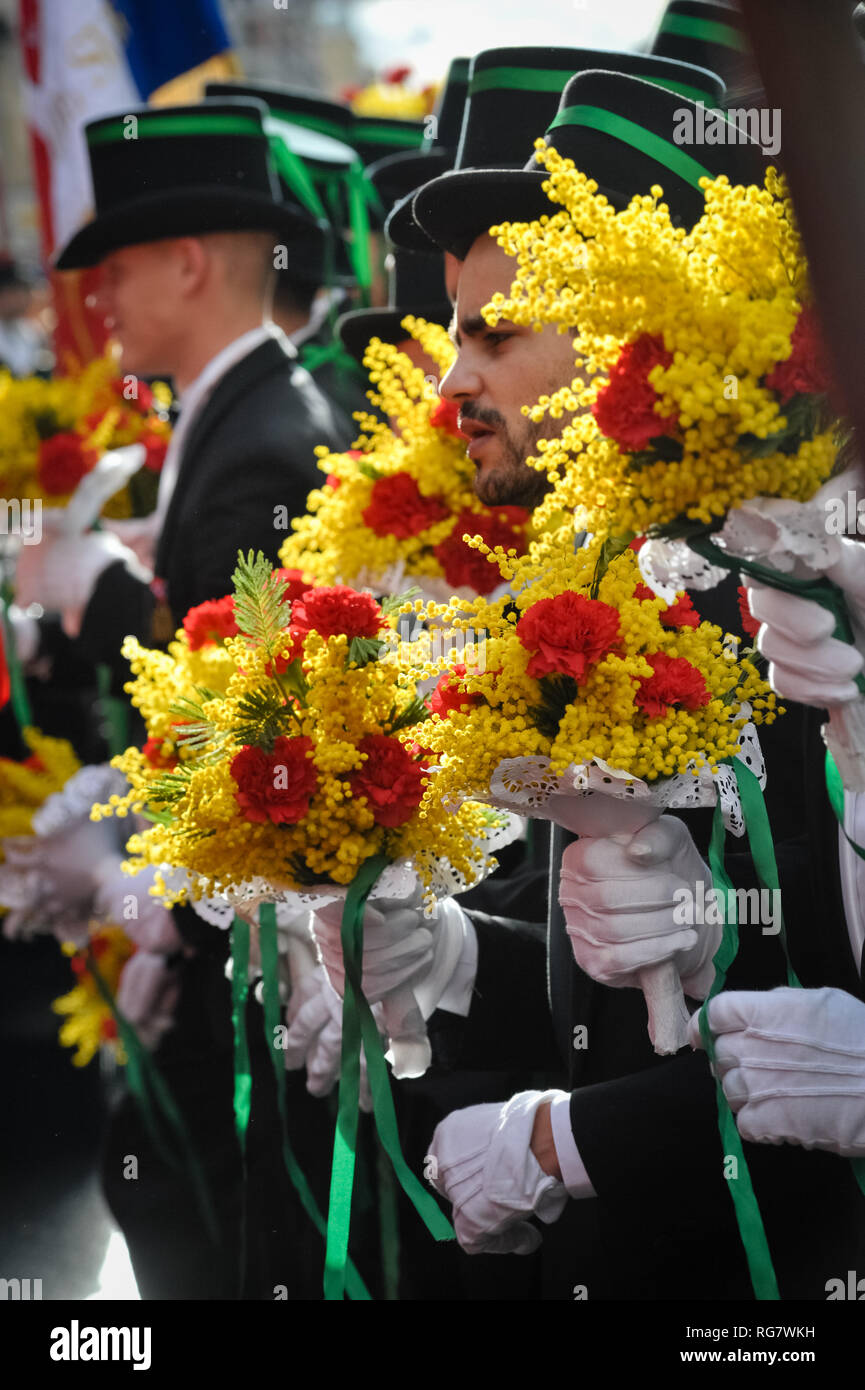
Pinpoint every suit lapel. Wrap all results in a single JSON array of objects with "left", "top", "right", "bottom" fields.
[{"left": 155, "top": 336, "right": 295, "bottom": 581}]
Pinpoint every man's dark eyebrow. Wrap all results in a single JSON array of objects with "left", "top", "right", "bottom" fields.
[{"left": 449, "top": 312, "right": 492, "bottom": 347}]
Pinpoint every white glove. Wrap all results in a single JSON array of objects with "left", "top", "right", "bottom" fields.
[
  {"left": 427, "top": 1091, "right": 569, "bottom": 1255},
  {"left": 116, "top": 949, "right": 181, "bottom": 1049},
  {"left": 93, "top": 856, "right": 182, "bottom": 953},
  {"left": 283, "top": 964, "right": 374, "bottom": 1111},
  {"left": 1, "top": 604, "right": 40, "bottom": 664},
  {"left": 559, "top": 816, "right": 719, "bottom": 998},
  {"left": 311, "top": 886, "right": 472, "bottom": 1079},
  {"left": 14, "top": 527, "right": 150, "bottom": 637},
  {"left": 689, "top": 986, "right": 865, "bottom": 1156},
  {"left": 748, "top": 579, "right": 865, "bottom": 706}
]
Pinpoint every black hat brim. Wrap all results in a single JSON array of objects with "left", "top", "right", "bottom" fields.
[
  {"left": 336, "top": 302, "right": 452, "bottom": 362},
  {"left": 55, "top": 186, "right": 324, "bottom": 273},
  {"left": 411, "top": 168, "right": 561, "bottom": 259}
]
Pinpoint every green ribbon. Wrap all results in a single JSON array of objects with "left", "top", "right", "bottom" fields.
[
  {"left": 699, "top": 768, "right": 781, "bottom": 1300},
  {"left": 89, "top": 113, "right": 264, "bottom": 146},
  {"left": 546, "top": 105, "right": 714, "bottom": 190},
  {"left": 300, "top": 336, "right": 368, "bottom": 383},
  {"left": 352, "top": 121, "right": 423, "bottom": 152},
  {"left": 230, "top": 916, "right": 252, "bottom": 1295},
  {"left": 96, "top": 663, "right": 129, "bottom": 759},
  {"left": 86, "top": 947, "right": 219, "bottom": 1245},
  {"left": 659, "top": 11, "right": 747, "bottom": 53},
  {"left": 265, "top": 128, "right": 329, "bottom": 222},
  {"left": 470, "top": 65, "right": 582, "bottom": 96},
  {"left": 821, "top": 753, "right": 865, "bottom": 1203},
  {"left": 324, "top": 853, "right": 453, "bottom": 1301},
  {"left": 734, "top": 760, "right": 801, "bottom": 990},
  {"left": 258, "top": 903, "right": 371, "bottom": 1301},
  {"left": 687, "top": 535, "right": 865, "bottom": 696}
]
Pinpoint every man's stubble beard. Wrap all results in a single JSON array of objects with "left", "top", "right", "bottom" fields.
[{"left": 472, "top": 411, "right": 556, "bottom": 509}]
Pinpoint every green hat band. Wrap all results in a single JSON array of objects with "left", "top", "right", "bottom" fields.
[
  {"left": 546, "top": 103, "right": 714, "bottom": 189},
  {"left": 88, "top": 112, "right": 263, "bottom": 146},
  {"left": 659, "top": 12, "right": 747, "bottom": 52}
]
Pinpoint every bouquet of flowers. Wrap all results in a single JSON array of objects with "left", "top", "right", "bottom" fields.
[
  {"left": 94, "top": 553, "right": 511, "bottom": 1057},
  {"left": 0, "top": 353, "right": 170, "bottom": 512},
  {"left": 279, "top": 317, "right": 530, "bottom": 602},
  {"left": 483, "top": 152, "right": 861, "bottom": 782},
  {"left": 406, "top": 537, "right": 779, "bottom": 1051},
  {"left": 52, "top": 925, "right": 136, "bottom": 1067}
]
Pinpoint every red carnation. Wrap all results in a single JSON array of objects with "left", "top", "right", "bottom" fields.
[
  {"left": 635, "top": 653, "right": 711, "bottom": 719},
  {"left": 230, "top": 736, "right": 317, "bottom": 825},
  {"left": 274, "top": 567, "right": 312, "bottom": 604},
  {"left": 183, "top": 596, "right": 238, "bottom": 650},
  {"left": 363, "top": 472, "right": 450, "bottom": 539},
  {"left": 628, "top": 536, "right": 647, "bottom": 553},
  {"left": 429, "top": 663, "right": 482, "bottom": 718},
  {"left": 764, "top": 305, "right": 836, "bottom": 404},
  {"left": 37, "top": 432, "right": 95, "bottom": 495},
  {"left": 517, "top": 592, "right": 621, "bottom": 682},
  {"left": 384, "top": 64, "right": 412, "bottom": 85},
  {"left": 140, "top": 431, "right": 167, "bottom": 473},
  {"left": 737, "top": 585, "right": 761, "bottom": 639},
  {"left": 292, "top": 585, "right": 383, "bottom": 639},
  {"left": 430, "top": 398, "right": 464, "bottom": 438},
  {"left": 349, "top": 733, "right": 427, "bottom": 828},
  {"left": 434, "top": 507, "right": 529, "bottom": 595},
  {"left": 634, "top": 582, "right": 700, "bottom": 628},
  {"left": 100, "top": 1016, "right": 119, "bottom": 1042},
  {"left": 142, "top": 736, "right": 177, "bottom": 770},
  {"left": 592, "top": 333, "right": 678, "bottom": 451}
]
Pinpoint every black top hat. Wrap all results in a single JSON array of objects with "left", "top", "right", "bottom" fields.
[
  {"left": 652, "top": 1, "right": 758, "bottom": 101},
  {"left": 366, "top": 57, "right": 470, "bottom": 234},
  {"left": 406, "top": 48, "right": 726, "bottom": 257},
  {"left": 336, "top": 247, "right": 450, "bottom": 362},
  {"left": 205, "top": 80, "right": 362, "bottom": 284},
  {"left": 349, "top": 113, "right": 425, "bottom": 168},
  {"left": 55, "top": 100, "right": 325, "bottom": 272},
  {"left": 412, "top": 69, "right": 766, "bottom": 258}
]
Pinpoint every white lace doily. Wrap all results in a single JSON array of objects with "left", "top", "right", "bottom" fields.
[
  {"left": 32, "top": 763, "right": 128, "bottom": 838},
  {"left": 639, "top": 472, "right": 859, "bottom": 597},
  {"left": 486, "top": 722, "right": 765, "bottom": 839}
]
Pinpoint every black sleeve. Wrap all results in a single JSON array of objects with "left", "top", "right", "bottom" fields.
[
  {"left": 76, "top": 559, "right": 157, "bottom": 695},
  {"left": 568, "top": 1048, "right": 861, "bottom": 1300},
  {"left": 428, "top": 910, "right": 561, "bottom": 1072}
]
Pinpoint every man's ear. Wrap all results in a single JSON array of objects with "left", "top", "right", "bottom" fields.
[{"left": 172, "top": 237, "right": 210, "bottom": 297}]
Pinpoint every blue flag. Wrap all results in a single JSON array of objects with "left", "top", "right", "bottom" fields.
[{"left": 110, "top": 0, "right": 232, "bottom": 99}]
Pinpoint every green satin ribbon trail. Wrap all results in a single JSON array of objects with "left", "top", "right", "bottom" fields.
[
  {"left": 733, "top": 761, "right": 801, "bottom": 989},
  {"left": 1, "top": 582, "right": 34, "bottom": 732},
  {"left": 821, "top": 753, "right": 865, "bottom": 1201},
  {"left": 700, "top": 773, "right": 781, "bottom": 1300},
  {"left": 230, "top": 916, "right": 252, "bottom": 1295},
  {"left": 85, "top": 947, "right": 219, "bottom": 1245},
  {"left": 687, "top": 535, "right": 865, "bottom": 696},
  {"left": 257, "top": 903, "right": 371, "bottom": 1300},
  {"left": 96, "top": 663, "right": 130, "bottom": 759},
  {"left": 324, "top": 853, "right": 453, "bottom": 1301}
]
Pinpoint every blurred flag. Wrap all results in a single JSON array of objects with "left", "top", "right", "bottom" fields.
[{"left": 18, "top": 0, "right": 237, "bottom": 367}]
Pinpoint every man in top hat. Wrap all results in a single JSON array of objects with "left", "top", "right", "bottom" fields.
[
  {"left": 14, "top": 99, "right": 361, "bottom": 1300},
  {"left": 17, "top": 99, "right": 349, "bottom": 672},
  {"left": 314, "top": 65, "right": 865, "bottom": 1298}
]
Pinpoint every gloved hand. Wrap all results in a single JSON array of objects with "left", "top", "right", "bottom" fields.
[
  {"left": 558, "top": 815, "right": 718, "bottom": 998},
  {"left": 283, "top": 964, "right": 374, "bottom": 1111},
  {"left": 748, "top": 577, "right": 865, "bottom": 706},
  {"left": 310, "top": 885, "right": 471, "bottom": 1079},
  {"left": 116, "top": 949, "right": 181, "bottom": 1050},
  {"left": 689, "top": 986, "right": 865, "bottom": 1156},
  {"left": 427, "top": 1091, "right": 569, "bottom": 1255},
  {"left": 93, "top": 856, "right": 182, "bottom": 953},
  {"left": 14, "top": 526, "right": 150, "bottom": 638}
]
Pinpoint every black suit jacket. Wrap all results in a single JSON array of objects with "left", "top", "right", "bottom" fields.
[{"left": 78, "top": 334, "right": 350, "bottom": 686}]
